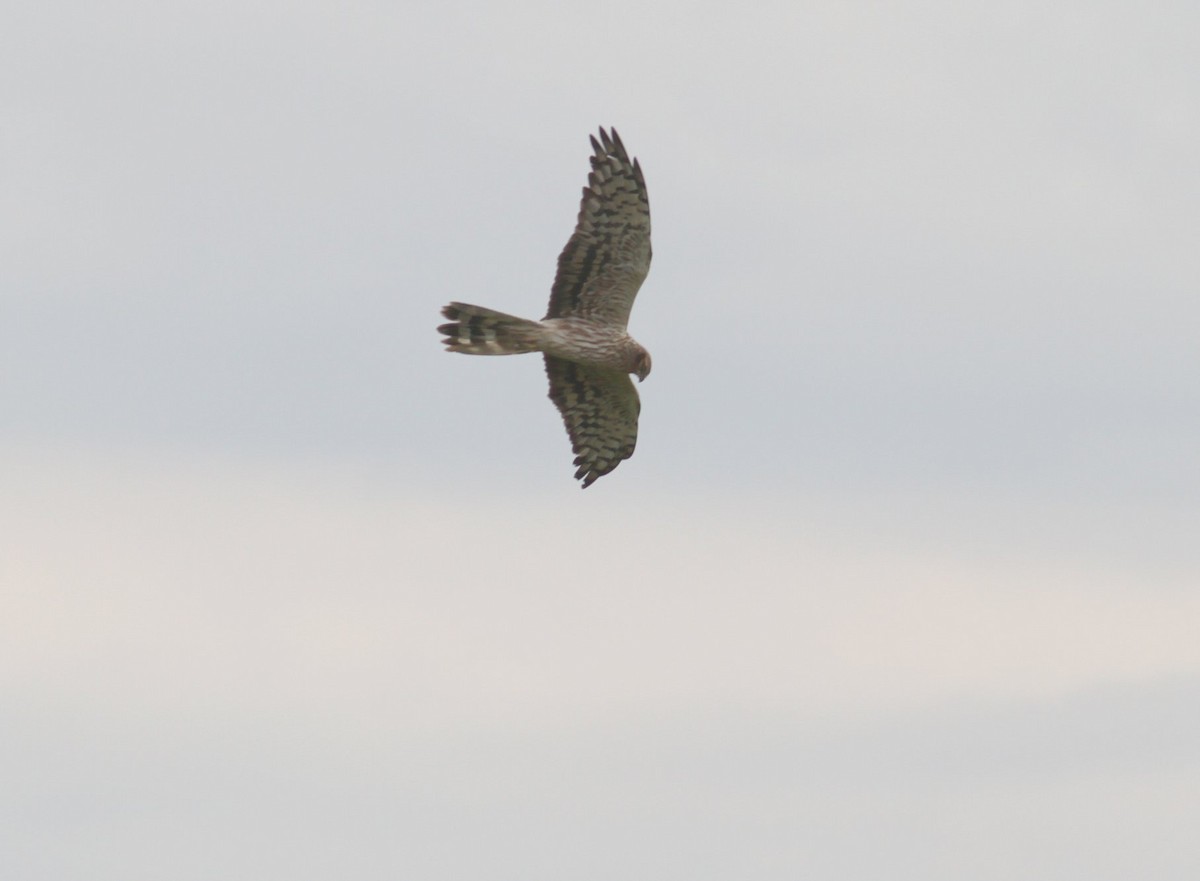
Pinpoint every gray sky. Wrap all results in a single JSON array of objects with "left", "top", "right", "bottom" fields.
[{"left": 4, "top": 1, "right": 1199, "bottom": 879}]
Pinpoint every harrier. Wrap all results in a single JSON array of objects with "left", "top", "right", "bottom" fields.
[{"left": 438, "top": 127, "right": 652, "bottom": 487}]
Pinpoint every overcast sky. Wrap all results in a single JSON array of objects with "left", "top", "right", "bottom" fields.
[{"left": 4, "top": 1, "right": 1199, "bottom": 879}]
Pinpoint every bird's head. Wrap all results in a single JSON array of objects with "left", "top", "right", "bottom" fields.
[{"left": 631, "top": 347, "right": 652, "bottom": 383}]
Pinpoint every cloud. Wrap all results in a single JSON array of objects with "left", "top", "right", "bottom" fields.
[{"left": 6, "top": 449, "right": 1196, "bottom": 729}]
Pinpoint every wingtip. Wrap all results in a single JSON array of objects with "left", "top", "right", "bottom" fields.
[{"left": 592, "top": 126, "right": 632, "bottom": 165}]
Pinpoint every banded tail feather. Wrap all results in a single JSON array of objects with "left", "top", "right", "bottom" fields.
[{"left": 438, "top": 302, "right": 544, "bottom": 355}]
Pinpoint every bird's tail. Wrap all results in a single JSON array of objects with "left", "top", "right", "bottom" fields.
[{"left": 438, "top": 302, "right": 545, "bottom": 355}]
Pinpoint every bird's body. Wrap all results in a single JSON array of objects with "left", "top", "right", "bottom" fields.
[
  {"left": 438, "top": 128, "right": 652, "bottom": 487},
  {"left": 441, "top": 308, "right": 647, "bottom": 376}
]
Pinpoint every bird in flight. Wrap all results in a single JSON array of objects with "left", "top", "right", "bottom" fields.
[{"left": 438, "top": 127, "right": 653, "bottom": 488}]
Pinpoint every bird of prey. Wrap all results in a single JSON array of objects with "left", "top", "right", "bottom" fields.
[{"left": 438, "top": 127, "right": 652, "bottom": 488}]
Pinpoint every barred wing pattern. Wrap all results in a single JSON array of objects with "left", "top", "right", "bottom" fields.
[
  {"left": 542, "top": 128, "right": 651, "bottom": 487},
  {"left": 545, "top": 128, "right": 652, "bottom": 327},
  {"left": 544, "top": 356, "right": 640, "bottom": 488}
]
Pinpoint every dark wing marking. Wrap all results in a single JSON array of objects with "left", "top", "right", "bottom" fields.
[
  {"left": 544, "top": 355, "right": 640, "bottom": 487},
  {"left": 545, "top": 127, "right": 652, "bottom": 328}
]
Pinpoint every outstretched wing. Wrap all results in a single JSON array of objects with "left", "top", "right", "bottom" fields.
[
  {"left": 544, "top": 355, "right": 640, "bottom": 488},
  {"left": 545, "top": 127, "right": 652, "bottom": 328}
]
